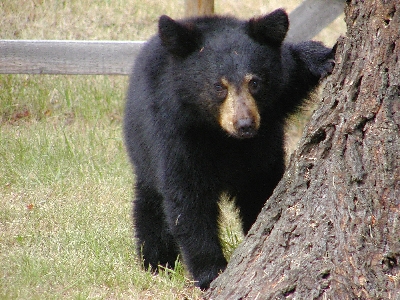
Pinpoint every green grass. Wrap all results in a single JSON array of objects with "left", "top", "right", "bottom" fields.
[
  {"left": 0, "top": 1, "right": 345, "bottom": 299},
  {"left": 0, "top": 75, "right": 202, "bottom": 299}
]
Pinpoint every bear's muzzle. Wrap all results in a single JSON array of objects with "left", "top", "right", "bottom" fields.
[{"left": 218, "top": 76, "right": 261, "bottom": 139}]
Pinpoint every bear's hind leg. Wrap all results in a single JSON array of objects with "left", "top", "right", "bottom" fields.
[
  {"left": 236, "top": 177, "right": 281, "bottom": 234},
  {"left": 236, "top": 192, "right": 267, "bottom": 234},
  {"left": 133, "top": 181, "right": 179, "bottom": 271}
]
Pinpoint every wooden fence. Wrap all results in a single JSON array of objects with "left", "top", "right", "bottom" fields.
[{"left": 0, "top": 0, "right": 345, "bottom": 76}]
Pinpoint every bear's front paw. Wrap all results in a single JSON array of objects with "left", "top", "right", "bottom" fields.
[
  {"left": 293, "top": 40, "right": 337, "bottom": 80},
  {"left": 319, "top": 42, "right": 337, "bottom": 79},
  {"left": 319, "top": 57, "right": 335, "bottom": 79}
]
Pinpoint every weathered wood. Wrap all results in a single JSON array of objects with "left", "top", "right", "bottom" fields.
[
  {"left": 0, "top": 40, "right": 144, "bottom": 75},
  {"left": 185, "top": 0, "right": 214, "bottom": 17},
  {"left": 286, "top": 0, "right": 345, "bottom": 43},
  {"left": 206, "top": 1, "right": 400, "bottom": 299}
]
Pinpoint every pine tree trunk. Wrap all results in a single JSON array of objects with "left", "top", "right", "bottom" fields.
[{"left": 206, "top": 1, "right": 400, "bottom": 299}]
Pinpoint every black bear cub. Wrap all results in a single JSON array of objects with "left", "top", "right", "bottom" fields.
[{"left": 124, "top": 9, "right": 334, "bottom": 289}]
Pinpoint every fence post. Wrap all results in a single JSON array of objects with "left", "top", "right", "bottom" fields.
[{"left": 185, "top": 0, "right": 214, "bottom": 17}]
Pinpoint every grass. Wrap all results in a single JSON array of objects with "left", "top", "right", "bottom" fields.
[
  {"left": 0, "top": 1, "right": 345, "bottom": 299},
  {"left": 0, "top": 75, "right": 202, "bottom": 299}
]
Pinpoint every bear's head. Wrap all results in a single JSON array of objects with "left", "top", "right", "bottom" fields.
[{"left": 158, "top": 9, "right": 289, "bottom": 139}]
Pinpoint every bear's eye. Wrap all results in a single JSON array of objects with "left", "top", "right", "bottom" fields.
[
  {"left": 214, "top": 83, "right": 228, "bottom": 99},
  {"left": 248, "top": 78, "right": 261, "bottom": 94}
]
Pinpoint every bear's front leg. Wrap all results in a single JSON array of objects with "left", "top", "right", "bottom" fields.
[
  {"left": 133, "top": 179, "right": 180, "bottom": 271},
  {"left": 162, "top": 186, "right": 227, "bottom": 290}
]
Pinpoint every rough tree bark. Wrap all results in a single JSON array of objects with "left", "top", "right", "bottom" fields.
[{"left": 206, "top": 1, "right": 400, "bottom": 299}]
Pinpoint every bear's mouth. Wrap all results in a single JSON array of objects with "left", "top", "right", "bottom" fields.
[
  {"left": 222, "top": 118, "right": 258, "bottom": 139},
  {"left": 234, "top": 119, "right": 258, "bottom": 138}
]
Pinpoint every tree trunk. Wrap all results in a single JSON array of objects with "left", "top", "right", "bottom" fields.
[{"left": 206, "top": 1, "right": 400, "bottom": 299}]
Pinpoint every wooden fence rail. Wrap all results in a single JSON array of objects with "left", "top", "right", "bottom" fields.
[
  {"left": 0, "top": 40, "right": 144, "bottom": 75},
  {"left": 0, "top": 0, "right": 345, "bottom": 76}
]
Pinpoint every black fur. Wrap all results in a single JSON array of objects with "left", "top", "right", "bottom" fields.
[{"left": 124, "top": 9, "right": 335, "bottom": 290}]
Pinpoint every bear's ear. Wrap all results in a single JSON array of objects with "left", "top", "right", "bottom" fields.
[
  {"left": 247, "top": 9, "right": 289, "bottom": 46},
  {"left": 158, "top": 15, "right": 202, "bottom": 57}
]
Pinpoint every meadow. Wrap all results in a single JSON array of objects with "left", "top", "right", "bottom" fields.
[{"left": 0, "top": 1, "right": 344, "bottom": 299}]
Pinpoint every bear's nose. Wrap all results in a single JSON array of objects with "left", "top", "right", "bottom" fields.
[{"left": 235, "top": 118, "right": 257, "bottom": 138}]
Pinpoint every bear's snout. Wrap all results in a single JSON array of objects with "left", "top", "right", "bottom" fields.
[
  {"left": 218, "top": 76, "right": 261, "bottom": 139},
  {"left": 235, "top": 118, "right": 257, "bottom": 138}
]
